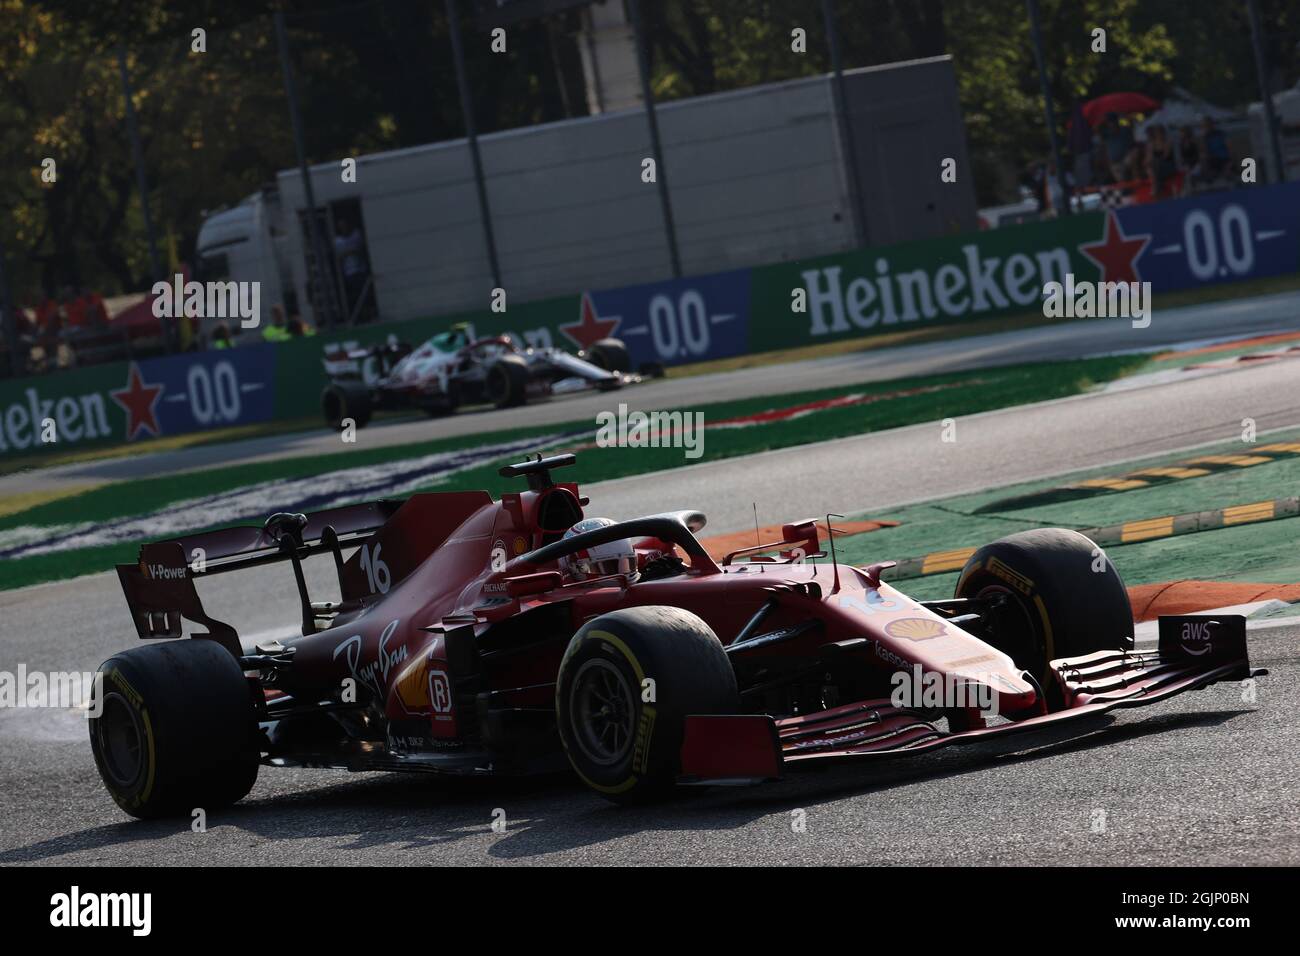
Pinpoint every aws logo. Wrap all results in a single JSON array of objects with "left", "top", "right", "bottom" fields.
[{"left": 1179, "top": 620, "right": 1214, "bottom": 656}]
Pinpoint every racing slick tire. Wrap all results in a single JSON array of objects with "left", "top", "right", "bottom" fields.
[
  {"left": 954, "top": 528, "right": 1134, "bottom": 700},
  {"left": 321, "top": 380, "right": 373, "bottom": 429},
  {"left": 89, "top": 639, "right": 260, "bottom": 819},
  {"left": 586, "top": 337, "right": 630, "bottom": 374},
  {"left": 486, "top": 354, "right": 529, "bottom": 408},
  {"left": 556, "top": 606, "right": 738, "bottom": 804},
  {"left": 422, "top": 380, "right": 461, "bottom": 417}
]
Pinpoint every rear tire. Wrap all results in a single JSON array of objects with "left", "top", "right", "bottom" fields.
[
  {"left": 556, "top": 606, "right": 738, "bottom": 804},
  {"left": 89, "top": 640, "right": 260, "bottom": 819},
  {"left": 486, "top": 354, "right": 529, "bottom": 408},
  {"left": 954, "top": 528, "right": 1134, "bottom": 697},
  {"left": 321, "top": 381, "right": 372, "bottom": 429},
  {"left": 586, "top": 337, "right": 630, "bottom": 374}
]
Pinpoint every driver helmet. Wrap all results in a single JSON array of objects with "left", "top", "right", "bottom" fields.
[{"left": 559, "top": 517, "right": 638, "bottom": 582}]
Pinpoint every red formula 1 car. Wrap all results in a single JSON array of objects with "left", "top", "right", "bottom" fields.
[{"left": 93, "top": 455, "right": 1262, "bottom": 816}]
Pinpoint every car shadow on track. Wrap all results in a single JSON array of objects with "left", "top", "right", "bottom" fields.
[{"left": 0, "top": 708, "right": 1250, "bottom": 864}]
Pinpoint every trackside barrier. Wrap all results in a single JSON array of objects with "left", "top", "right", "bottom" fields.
[{"left": 4, "top": 181, "right": 1298, "bottom": 457}]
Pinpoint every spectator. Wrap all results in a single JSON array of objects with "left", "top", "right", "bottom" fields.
[
  {"left": 1067, "top": 100, "right": 1093, "bottom": 189},
  {"left": 1025, "top": 161, "right": 1047, "bottom": 212},
  {"left": 34, "top": 294, "right": 59, "bottom": 334},
  {"left": 1146, "top": 124, "right": 1179, "bottom": 199},
  {"left": 1178, "top": 126, "right": 1200, "bottom": 173},
  {"left": 262, "top": 304, "right": 291, "bottom": 342},
  {"left": 84, "top": 288, "right": 110, "bottom": 326},
  {"left": 287, "top": 315, "right": 315, "bottom": 337},
  {"left": 210, "top": 322, "right": 232, "bottom": 349},
  {"left": 1091, "top": 140, "right": 1113, "bottom": 185},
  {"left": 1042, "top": 157, "right": 1074, "bottom": 216},
  {"left": 1200, "top": 117, "right": 1231, "bottom": 183},
  {"left": 56, "top": 286, "right": 76, "bottom": 331},
  {"left": 1102, "top": 113, "right": 1139, "bottom": 182},
  {"left": 333, "top": 216, "right": 371, "bottom": 323},
  {"left": 64, "top": 287, "right": 89, "bottom": 329}
]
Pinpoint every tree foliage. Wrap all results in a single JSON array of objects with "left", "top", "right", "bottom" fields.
[{"left": 2, "top": 0, "right": 1297, "bottom": 300}]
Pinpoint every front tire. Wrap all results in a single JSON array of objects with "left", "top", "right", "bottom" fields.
[
  {"left": 955, "top": 528, "right": 1134, "bottom": 695},
  {"left": 89, "top": 640, "right": 260, "bottom": 819},
  {"left": 586, "top": 337, "right": 630, "bottom": 374},
  {"left": 321, "top": 381, "right": 373, "bottom": 429},
  {"left": 486, "top": 354, "right": 529, "bottom": 408},
  {"left": 556, "top": 606, "right": 738, "bottom": 804}
]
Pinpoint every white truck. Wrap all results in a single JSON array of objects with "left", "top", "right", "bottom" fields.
[{"left": 193, "top": 63, "right": 976, "bottom": 338}]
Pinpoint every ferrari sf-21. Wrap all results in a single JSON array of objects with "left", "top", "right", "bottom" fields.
[{"left": 93, "top": 455, "right": 1262, "bottom": 816}]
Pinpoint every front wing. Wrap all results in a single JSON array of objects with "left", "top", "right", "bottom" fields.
[{"left": 678, "top": 614, "right": 1263, "bottom": 784}]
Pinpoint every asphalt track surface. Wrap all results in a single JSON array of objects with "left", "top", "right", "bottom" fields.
[
  {"left": 2, "top": 293, "right": 1299, "bottom": 865},
  {"left": 6, "top": 287, "right": 1300, "bottom": 496},
  {"left": 1, "top": 616, "right": 1294, "bottom": 865}
]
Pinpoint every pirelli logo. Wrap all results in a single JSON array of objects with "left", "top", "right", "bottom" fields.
[
  {"left": 632, "top": 707, "right": 656, "bottom": 775},
  {"left": 986, "top": 556, "right": 1033, "bottom": 595}
]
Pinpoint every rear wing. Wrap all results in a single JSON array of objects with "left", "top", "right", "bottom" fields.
[{"left": 116, "top": 499, "right": 406, "bottom": 657}]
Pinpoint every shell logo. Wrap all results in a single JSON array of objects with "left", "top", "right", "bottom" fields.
[
  {"left": 884, "top": 617, "right": 946, "bottom": 642},
  {"left": 393, "top": 658, "right": 432, "bottom": 715}
]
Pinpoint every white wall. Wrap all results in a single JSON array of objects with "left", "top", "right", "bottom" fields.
[{"left": 276, "top": 65, "right": 970, "bottom": 326}]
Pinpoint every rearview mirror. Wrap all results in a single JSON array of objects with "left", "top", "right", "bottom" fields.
[{"left": 506, "top": 571, "right": 561, "bottom": 598}]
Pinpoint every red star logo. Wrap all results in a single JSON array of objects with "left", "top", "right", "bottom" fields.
[
  {"left": 111, "top": 363, "right": 165, "bottom": 440},
  {"left": 1080, "top": 211, "right": 1150, "bottom": 285},
  {"left": 560, "top": 292, "right": 620, "bottom": 349}
]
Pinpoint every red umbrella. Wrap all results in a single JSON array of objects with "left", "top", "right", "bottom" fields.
[{"left": 1082, "top": 92, "right": 1160, "bottom": 127}]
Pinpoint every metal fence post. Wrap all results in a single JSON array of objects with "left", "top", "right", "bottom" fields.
[
  {"left": 0, "top": 241, "right": 18, "bottom": 377},
  {"left": 821, "top": 0, "right": 868, "bottom": 247},
  {"left": 117, "top": 46, "right": 171, "bottom": 348},
  {"left": 628, "top": 0, "right": 682, "bottom": 277},
  {"left": 275, "top": 10, "right": 341, "bottom": 329},
  {"left": 1026, "top": 0, "right": 1071, "bottom": 214},
  {"left": 1246, "top": 0, "right": 1287, "bottom": 183},
  {"left": 446, "top": 0, "right": 503, "bottom": 290}
]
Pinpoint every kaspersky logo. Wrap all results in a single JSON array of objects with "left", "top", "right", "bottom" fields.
[{"left": 800, "top": 210, "right": 1151, "bottom": 336}]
